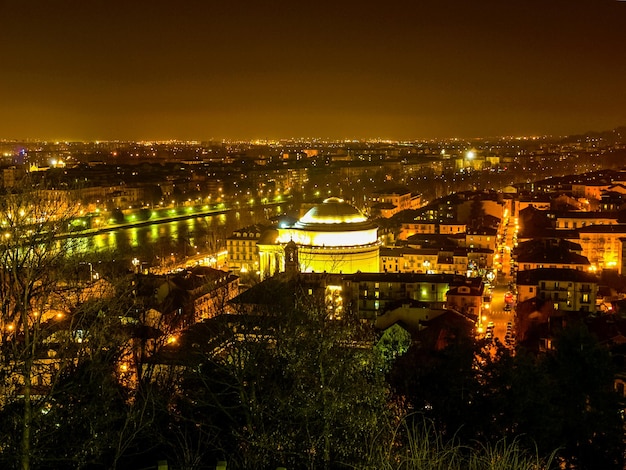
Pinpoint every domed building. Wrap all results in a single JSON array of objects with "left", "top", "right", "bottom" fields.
[{"left": 258, "top": 197, "right": 380, "bottom": 277}]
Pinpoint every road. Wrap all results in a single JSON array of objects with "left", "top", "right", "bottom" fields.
[
  {"left": 484, "top": 282, "right": 515, "bottom": 345},
  {"left": 482, "top": 209, "right": 518, "bottom": 345}
]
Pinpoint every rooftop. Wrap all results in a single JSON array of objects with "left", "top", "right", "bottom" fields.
[{"left": 516, "top": 268, "right": 598, "bottom": 285}]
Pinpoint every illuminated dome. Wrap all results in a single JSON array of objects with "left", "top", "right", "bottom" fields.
[
  {"left": 269, "top": 197, "right": 380, "bottom": 274},
  {"left": 297, "top": 197, "right": 369, "bottom": 227}
]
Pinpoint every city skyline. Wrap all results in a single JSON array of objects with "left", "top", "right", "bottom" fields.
[{"left": 1, "top": 0, "right": 625, "bottom": 141}]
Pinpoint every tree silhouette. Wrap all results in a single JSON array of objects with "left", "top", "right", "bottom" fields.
[
  {"left": 0, "top": 178, "right": 100, "bottom": 469},
  {"left": 172, "top": 286, "right": 394, "bottom": 469}
]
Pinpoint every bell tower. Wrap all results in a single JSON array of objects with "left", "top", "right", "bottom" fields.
[{"left": 284, "top": 239, "right": 299, "bottom": 275}]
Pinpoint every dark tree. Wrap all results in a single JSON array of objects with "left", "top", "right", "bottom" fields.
[
  {"left": 467, "top": 198, "right": 486, "bottom": 229},
  {"left": 546, "top": 324, "right": 624, "bottom": 469},
  {"left": 472, "top": 343, "right": 560, "bottom": 452},
  {"left": 389, "top": 321, "right": 482, "bottom": 442},
  {"left": 171, "top": 291, "right": 394, "bottom": 470}
]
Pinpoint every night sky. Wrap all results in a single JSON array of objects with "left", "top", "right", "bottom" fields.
[{"left": 1, "top": 0, "right": 625, "bottom": 141}]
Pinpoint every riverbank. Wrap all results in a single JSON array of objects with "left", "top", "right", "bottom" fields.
[
  {"left": 64, "top": 206, "right": 232, "bottom": 239},
  {"left": 62, "top": 198, "right": 290, "bottom": 239}
]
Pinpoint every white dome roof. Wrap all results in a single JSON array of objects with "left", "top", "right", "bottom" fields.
[{"left": 297, "top": 197, "right": 368, "bottom": 226}]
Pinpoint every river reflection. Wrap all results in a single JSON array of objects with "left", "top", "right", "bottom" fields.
[{"left": 74, "top": 205, "right": 287, "bottom": 263}]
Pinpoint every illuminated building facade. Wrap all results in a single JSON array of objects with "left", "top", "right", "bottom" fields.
[
  {"left": 575, "top": 224, "right": 626, "bottom": 272},
  {"left": 380, "top": 246, "right": 468, "bottom": 275},
  {"left": 552, "top": 211, "right": 618, "bottom": 230},
  {"left": 516, "top": 268, "right": 598, "bottom": 313},
  {"left": 346, "top": 272, "right": 470, "bottom": 319},
  {"left": 258, "top": 197, "right": 380, "bottom": 276},
  {"left": 446, "top": 283, "right": 484, "bottom": 318},
  {"left": 399, "top": 222, "right": 437, "bottom": 239},
  {"left": 440, "top": 222, "right": 467, "bottom": 234},
  {"left": 368, "top": 188, "right": 419, "bottom": 218},
  {"left": 466, "top": 227, "right": 497, "bottom": 252},
  {"left": 226, "top": 224, "right": 267, "bottom": 275}
]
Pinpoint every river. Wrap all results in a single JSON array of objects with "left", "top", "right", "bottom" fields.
[{"left": 70, "top": 204, "right": 290, "bottom": 269}]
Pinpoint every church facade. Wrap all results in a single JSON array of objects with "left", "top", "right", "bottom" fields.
[{"left": 258, "top": 197, "right": 380, "bottom": 277}]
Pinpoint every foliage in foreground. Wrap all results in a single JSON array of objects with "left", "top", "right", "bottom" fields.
[
  {"left": 374, "top": 417, "right": 555, "bottom": 470},
  {"left": 389, "top": 322, "right": 625, "bottom": 470},
  {"left": 0, "top": 259, "right": 623, "bottom": 469}
]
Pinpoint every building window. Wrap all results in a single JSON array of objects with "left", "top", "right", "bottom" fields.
[{"left": 582, "top": 293, "right": 589, "bottom": 303}]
